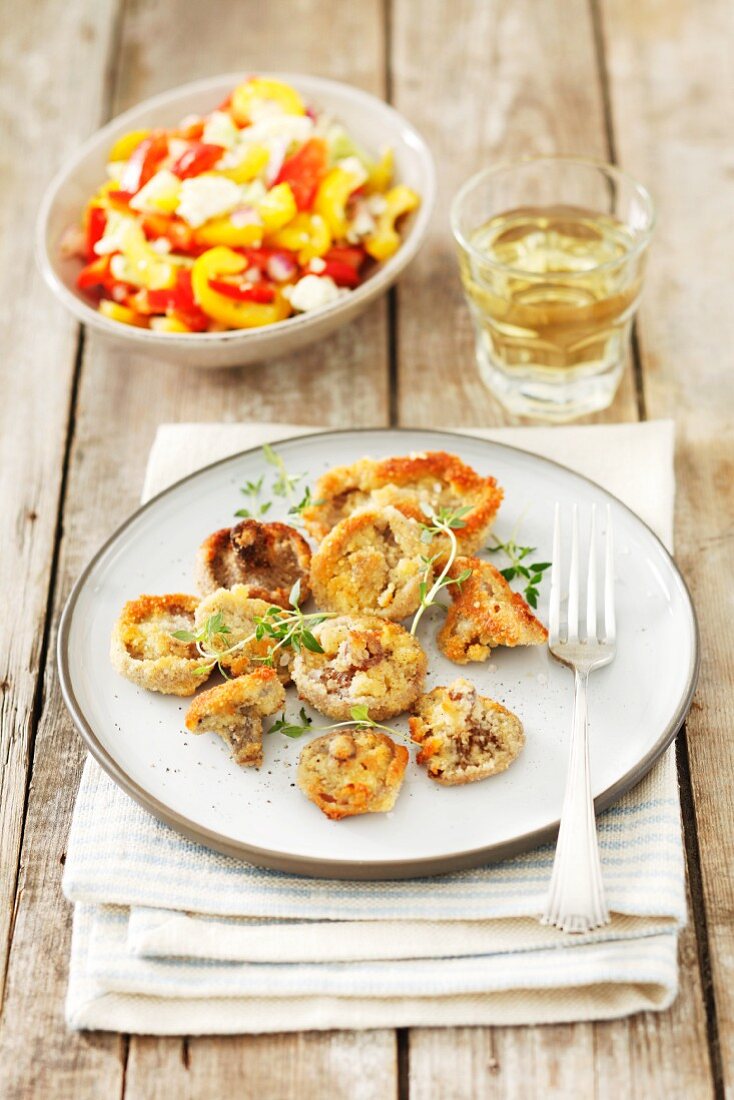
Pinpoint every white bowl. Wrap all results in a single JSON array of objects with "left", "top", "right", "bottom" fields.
[{"left": 36, "top": 72, "right": 435, "bottom": 369}]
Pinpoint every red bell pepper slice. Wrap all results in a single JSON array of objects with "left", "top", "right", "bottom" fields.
[
  {"left": 323, "top": 245, "right": 366, "bottom": 271},
  {"left": 170, "top": 142, "right": 225, "bottom": 180},
  {"left": 207, "top": 279, "right": 276, "bottom": 304},
  {"left": 275, "top": 137, "right": 328, "bottom": 210},
  {"left": 145, "top": 269, "right": 210, "bottom": 331},
  {"left": 119, "top": 133, "right": 169, "bottom": 195},
  {"left": 320, "top": 259, "right": 361, "bottom": 288},
  {"left": 77, "top": 255, "right": 112, "bottom": 290},
  {"left": 85, "top": 206, "right": 107, "bottom": 261},
  {"left": 141, "top": 213, "right": 197, "bottom": 254}
]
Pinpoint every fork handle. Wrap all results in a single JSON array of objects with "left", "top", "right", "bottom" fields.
[{"left": 541, "top": 669, "right": 610, "bottom": 933}]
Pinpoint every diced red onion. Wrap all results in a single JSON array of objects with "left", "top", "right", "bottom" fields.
[
  {"left": 59, "top": 225, "right": 87, "bottom": 259},
  {"left": 230, "top": 205, "right": 260, "bottom": 228},
  {"left": 111, "top": 284, "right": 129, "bottom": 303},
  {"left": 266, "top": 252, "right": 297, "bottom": 282}
]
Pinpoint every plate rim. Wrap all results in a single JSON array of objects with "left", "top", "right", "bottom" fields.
[{"left": 57, "top": 426, "right": 700, "bottom": 880}]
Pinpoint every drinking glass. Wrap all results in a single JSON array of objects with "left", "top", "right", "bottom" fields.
[{"left": 451, "top": 157, "right": 655, "bottom": 420}]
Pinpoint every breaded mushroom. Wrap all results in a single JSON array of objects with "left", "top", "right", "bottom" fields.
[
  {"left": 438, "top": 557, "right": 548, "bottom": 663},
  {"left": 310, "top": 505, "right": 429, "bottom": 621},
  {"left": 297, "top": 729, "right": 408, "bottom": 820},
  {"left": 194, "top": 585, "right": 293, "bottom": 682},
  {"left": 292, "top": 615, "right": 427, "bottom": 721},
  {"left": 184, "top": 667, "right": 285, "bottom": 767},
  {"left": 110, "top": 593, "right": 209, "bottom": 696},
  {"left": 195, "top": 519, "right": 312, "bottom": 607},
  {"left": 301, "top": 451, "right": 503, "bottom": 552},
  {"left": 410, "top": 679, "right": 524, "bottom": 785}
]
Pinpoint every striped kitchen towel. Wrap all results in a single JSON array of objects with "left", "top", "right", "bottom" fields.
[{"left": 63, "top": 419, "right": 686, "bottom": 1033}]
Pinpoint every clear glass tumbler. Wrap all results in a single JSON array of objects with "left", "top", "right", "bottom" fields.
[{"left": 451, "top": 157, "right": 655, "bottom": 420}]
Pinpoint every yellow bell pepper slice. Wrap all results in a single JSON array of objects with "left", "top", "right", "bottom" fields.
[
  {"left": 313, "top": 168, "right": 362, "bottom": 239},
  {"left": 150, "top": 316, "right": 191, "bottom": 333},
  {"left": 194, "top": 217, "right": 264, "bottom": 248},
  {"left": 257, "top": 183, "right": 297, "bottom": 233},
  {"left": 191, "top": 247, "right": 291, "bottom": 329},
  {"left": 364, "top": 185, "right": 420, "bottom": 262},
  {"left": 108, "top": 129, "right": 151, "bottom": 163},
  {"left": 220, "top": 144, "right": 270, "bottom": 184},
  {"left": 231, "top": 78, "right": 305, "bottom": 125},
  {"left": 267, "top": 212, "right": 331, "bottom": 263},
  {"left": 367, "top": 147, "right": 394, "bottom": 193},
  {"left": 119, "top": 222, "right": 177, "bottom": 290},
  {"left": 99, "top": 300, "right": 148, "bottom": 328}
]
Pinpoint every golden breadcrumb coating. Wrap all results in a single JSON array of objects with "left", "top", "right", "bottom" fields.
[
  {"left": 195, "top": 519, "right": 312, "bottom": 607},
  {"left": 297, "top": 729, "right": 408, "bottom": 820},
  {"left": 110, "top": 593, "right": 209, "bottom": 696},
  {"left": 194, "top": 585, "right": 293, "bottom": 682},
  {"left": 292, "top": 614, "right": 427, "bottom": 721},
  {"left": 184, "top": 667, "right": 285, "bottom": 767},
  {"left": 310, "top": 505, "right": 429, "bottom": 621},
  {"left": 410, "top": 678, "right": 524, "bottom": 785},
  {"left": 438, "top": 557, "right": 548, "bottom": 663},
  {"left": 301, "top": 451, "right": 503, "bottom": 552}
]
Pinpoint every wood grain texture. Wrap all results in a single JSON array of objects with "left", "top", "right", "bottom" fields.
[
  {"left": 0, "top": 1, "right": 395, "bottom": 1097},
  {"left": 600, "top": 0, "right": 734, "bottom": 1092},
  {"left": 390, "top": 0, "right": 638, "bottom": 428},
  {"left": 0, "top": 0, "right": 120, "bottom": 1001},
  {"left": 391, "top": 0, "right": 713, "bottom": 1094}
]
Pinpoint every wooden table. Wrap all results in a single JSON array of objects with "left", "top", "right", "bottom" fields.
[{"left": 0, "top": 1, "right": 731, "bottom": 1095}]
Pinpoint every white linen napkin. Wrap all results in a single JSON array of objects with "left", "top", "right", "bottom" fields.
[{"left": 63, "top": 419, "right": 685, "bottom": 1034}]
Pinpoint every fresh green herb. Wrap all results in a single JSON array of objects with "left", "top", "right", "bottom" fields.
[
  {"left": 172, "top": 612, "right": 234, "bottom": 678},
  {"left": 267, "top": 702, "right": 405, "bottom": 741},
  {"left": 288, "top": 484, "right": 324, "bottom": 519},
  {"left": 486, "top": 536, "right": 551, "bottom": 609},
  {"left": 263, "top": 442, "right": 304, "bottom": 501},
  {"left": 235, "top": 474, "right": 272, "bottom": 518},
  {"left": 269, "top": 707, "right": 314, "bottom": 738},
  {"left": 410, "top": 505, "right": 474, "bottom": 635}
]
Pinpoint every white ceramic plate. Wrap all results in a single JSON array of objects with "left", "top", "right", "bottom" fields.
[
  {"left": 36, "top": 73, "right": 435, "bottom": 368},
  {"left": 58, "top": 429, "right": 698, "bottom": 879}
]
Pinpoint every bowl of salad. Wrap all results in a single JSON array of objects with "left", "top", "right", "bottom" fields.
[{"left": 37, "top": 73, "right": 435, "bottom": 368}]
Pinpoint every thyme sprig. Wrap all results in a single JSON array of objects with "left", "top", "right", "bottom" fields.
[
  {"left": 410, "top": 505, "right": 473, "bottom": 636},
  {"left": 172, "top": 581, "right": 334, "bottom": 677},
  {"left": 263, "top": 442, "right": 304, "bottom": 502},
  {"left": 235, "top": 474, "right": 272, "bottom": 519},
  {"left": 268, "top": 702, "right": 405, "bottom": 741},
  {"left": 486, "top": 536, "right": 551, "bottom": 609}
]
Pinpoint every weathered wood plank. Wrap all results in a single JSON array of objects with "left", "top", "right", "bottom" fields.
[
  {"left": 391, "top": 0, "right": 638, "bottom": 429},
  {"left": 0, "top": 1, "right": 126, "bottom": 1096},
  {"left": 600, "top": 0, "right": 734, "bottom": 1092},
  {"left": 391, "top": 0, "right": 713, "bottom": 1094},
  {"left": 0, "top": 2, "right": 396, "bottom": 1098}
]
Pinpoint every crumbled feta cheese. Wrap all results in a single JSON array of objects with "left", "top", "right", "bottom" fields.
[
  {"left": 106, "top": 160, "right": 127, "bottom": 180},
  {"left": 219, "top": 114, "right": 314, "bottom": 170},
  {"left": 288, "top": 274, "right": 341, "bottom": 313},
  {"left": 202, "top": 110, "right": 240, "bottom": 150},
  {"left": 150, "top": 236, "right": 172, "bottom": 254},
  {"left": 129, "top": 169, "right": 181, "bottom": 214},
  {"left": 336, "top": 155, "right": 368, "bottom": 188},
  {"left": 109, "top": 253, "right": 139, "bottom": 285},
  {"left": 345, "top": 200, "right": 376, "bottom": 244},
  {"left": 167, "top": 138, "right": 190, "bottom": 162},
  {"left": 94, "top": 210, "right": 135, "bottom": 255},
  {"left": 176, "top": 175, "right": 242, "bottom": 227},
  {"left": 367, "top": 193, "right": 388, "bottom": 216},
  {"left": 308, "top": 257, "right": 327, "bottom": 274},
  {"left": 240, "top": 179, "right": 267, "bottom": 205}
]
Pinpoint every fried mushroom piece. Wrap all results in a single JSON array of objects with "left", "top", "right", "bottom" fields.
[
  {"left": 297, "top": 729, "right": 408, "bottom": 820},
  {"left": 301, "top": 451, "right": 503, "bottom": 552},
  {"left": 438, "top": 557, "right": 548, "bottom": 664},
  {"left": 184, "top": 667, "right": 285, "bottom": 767},
  {"left": 410, "top": 678, "right": 524, "bottom": 785},
  {"left": 194, "top": 584, "right": 293, "bottom": 682},
  {"left": 195, "top": 519, "right": 312, "bottom": 607},
  {"left": 310, "top": 505, "right": 430, "bottom": 621},
  {"left": 110, "top": 593, "right": 209, "bottom": 696},
  {"left": 292, "top": 615, "right": 427, "bottom": 721}
]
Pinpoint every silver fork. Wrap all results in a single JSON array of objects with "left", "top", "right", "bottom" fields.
[{"left": 541, "top": 503, "right": 616, "bottom": 933}]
